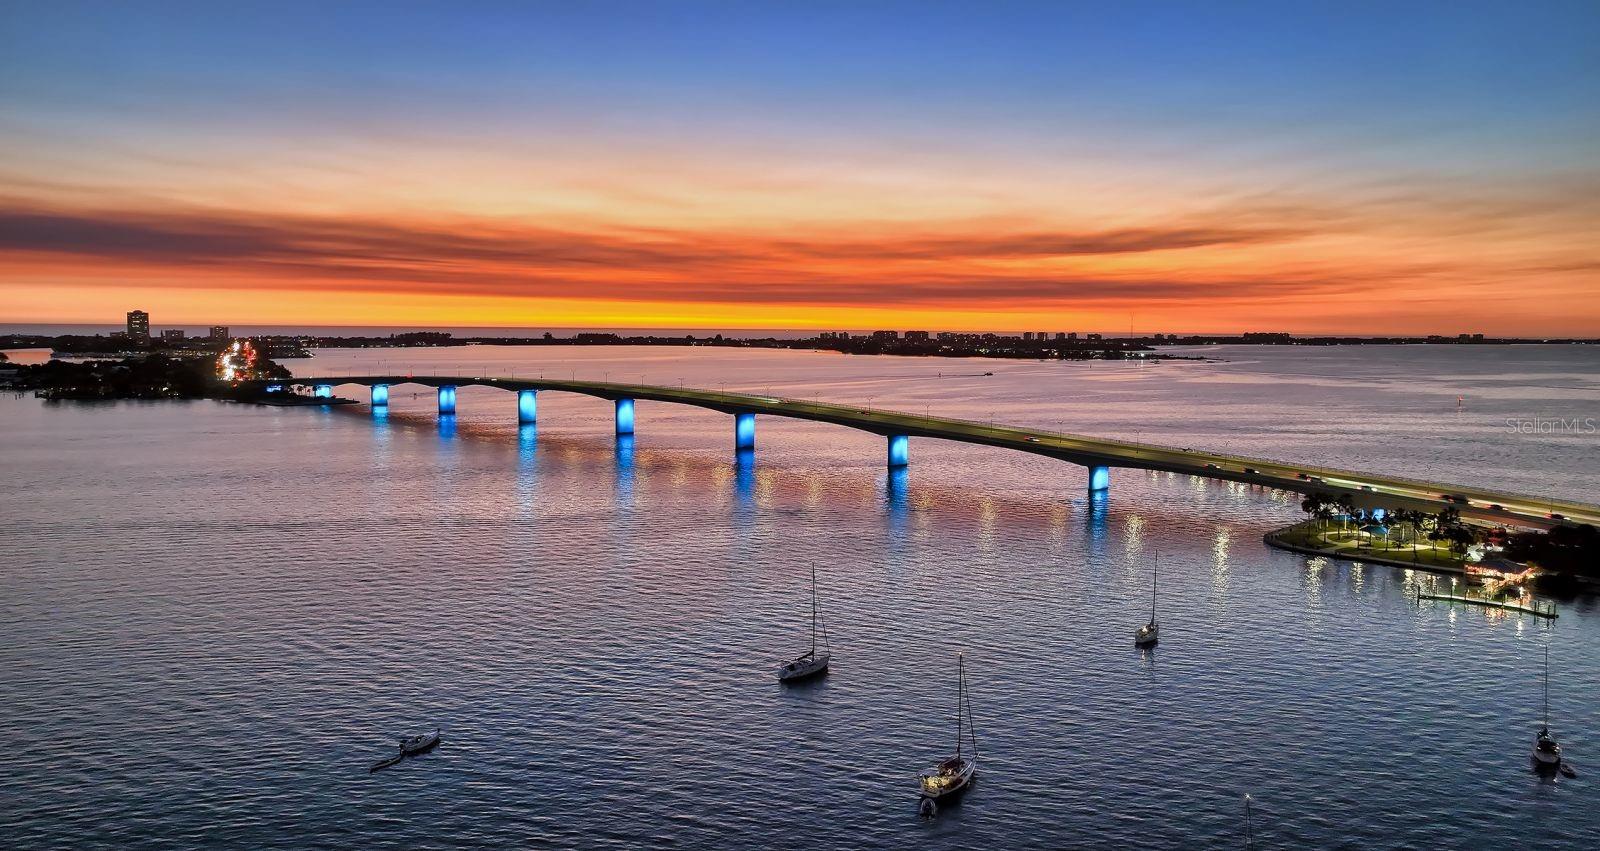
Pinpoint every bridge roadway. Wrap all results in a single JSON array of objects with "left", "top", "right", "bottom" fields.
[{"left": 281, "top": 375, "right": 1599, "bottom": 530}]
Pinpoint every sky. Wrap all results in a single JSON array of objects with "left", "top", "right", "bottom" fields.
[{"left": 2, "top": 1, "right": 1598, "bottom": 335}]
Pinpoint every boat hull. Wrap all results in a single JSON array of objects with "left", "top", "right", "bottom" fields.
[
  {"left": 919, "top": 758, "right": 976, "bottom": 801},
  {"left": 401, "top": 731, "right": 441, "bottom": 756},
  {"left": 777, "top": 652, "right": 830, "bottom": 682}
]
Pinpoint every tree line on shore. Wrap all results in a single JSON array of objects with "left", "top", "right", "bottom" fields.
[
  {"left": 1298, "top": 493, "right": 1598, "bottom": 580},
  {"left": 11, "top": 354, "right": 290, "bottom": 400}
]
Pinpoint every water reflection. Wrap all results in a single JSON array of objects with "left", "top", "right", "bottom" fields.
[
  {"left": 614, "top": 434, "right": 636, "bottom": 507},
  {"left": 370, "top": 406, "right": 391, "bottom": 445},
  {"left": 515, "top": 424, "right": 538, "bottom": 508},
  {"left": 885, "top": 466, "right": 909, "bottom": 513},
  {"left": 1083, "top": 491, "right": 1110, "bottom": 568},
  {"left": 436, "top": 413, "right": 457, "bottom": 440},
  {"left": 885, "top": 467, "right": 910, "bottom": 550},
  {"left": 733, "top": 449, "right": 756, "bottom": 518},
  {"left": 1211, "top": 526, "right": 1232, "bottom": 597}
]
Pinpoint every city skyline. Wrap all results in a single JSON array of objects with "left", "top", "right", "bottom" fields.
[{"left": 3, "top": 2, "right": 1599, "bottom": 334}]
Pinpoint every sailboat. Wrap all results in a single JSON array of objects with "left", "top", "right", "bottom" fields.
[
  {"left": 918, "top": 653, "right": 977, "bottom": 806},
  {"left": 1134, "top": 550, "right": 1159, "bottom": 647},
  {"left": 777, "top": 565, "right": 830, "bottom": 682},
  {"left": 1532, "top": 643, "right": 1562, "bottom": 769}
]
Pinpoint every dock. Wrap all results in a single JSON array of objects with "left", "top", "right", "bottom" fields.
[{"left": 1416, "top": 591, "right": 1558, "bottom": 619}]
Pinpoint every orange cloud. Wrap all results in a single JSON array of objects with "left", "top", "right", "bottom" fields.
[{"left": 1, "top": 184, "right": 1596, "bottom": 335}]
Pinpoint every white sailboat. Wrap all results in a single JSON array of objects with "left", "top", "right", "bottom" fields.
[
  {"left": 918, "top": 653, "right": 977, "bottom": 808},
  {"left": 777, "top": 565, "right": 830, "bottom": 682},
  {"left": 1134, "top": 550, "right": 1159, "bottom": 647},
  {"left": 1532, "top": 643, "right": 1562, "bottom": 769}
]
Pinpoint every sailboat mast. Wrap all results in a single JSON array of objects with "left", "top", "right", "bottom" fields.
[
  {"left": 956, "top": 653, "right": 964, "bottom": 759},
  {"left": 1151, "top": 550, "right": 1159, "bottom": 623},
  {"left": 806, "top": 566, "right": 819, "bottom": 659},
  {"left": 1543, "top": 643, "right": 1550, "bottom": 728}
]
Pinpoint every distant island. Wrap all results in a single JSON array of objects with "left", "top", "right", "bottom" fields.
[
  {"left": 2, "top": 343, "right": 302, "bottom": 404},
  {"left": 6, "top": 328, "right": 1595, "bottom": 367}
]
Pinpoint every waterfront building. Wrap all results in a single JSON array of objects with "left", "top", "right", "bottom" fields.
[
  {"left": 161, "top": 329, "right": 186, "bottom": 341},
  {"left": 209, "top": 326, "right": 230, "bottom": 341},
  {"left": 126, "top": 310, "right": 149, "bottom": 341}
]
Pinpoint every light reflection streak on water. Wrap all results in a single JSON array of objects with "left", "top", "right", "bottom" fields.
[{"left": 1211, "top": 526, "right": 1232, "bottom": 597}]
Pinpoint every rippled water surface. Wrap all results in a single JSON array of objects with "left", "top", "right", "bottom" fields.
[{"left": 3, "top": 345, "right": 1598, "bottom": 849}]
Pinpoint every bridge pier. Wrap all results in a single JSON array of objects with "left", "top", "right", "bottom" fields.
[
  {"left": 518, "top": 389, "right": 538, "bottom": 424},
  {"left": 313, "top": 384, "right": 332, "bottom": 399},
  {"left": 371, "top": 384, "right": 389, "bottom": 406},
  {"left": 615, "top": 398, "right": 635, "bottom": 435},
  {"left": 734, "top": 413, "right": 755, "bottom": 451},
  {"left": 887, "top": 434, "right": 909, "bottom": 468},
  {"left": 438, "top": 385, "right": 457, "bottom": 415},
  {"left": 1088, "top": 465, "right": 1110, "bottom": 493}
]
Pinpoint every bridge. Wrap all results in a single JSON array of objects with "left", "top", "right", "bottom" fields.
[{"left": 270, "top": 375, "right": 1600, "bottom": 530}]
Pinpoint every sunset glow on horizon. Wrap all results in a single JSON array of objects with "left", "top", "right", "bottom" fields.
[{"left": 4, "top": 2, "right": 1598, "bottom": 335}]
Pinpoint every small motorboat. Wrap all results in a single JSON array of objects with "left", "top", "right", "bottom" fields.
[
  {"left": 777, "top": 565, "right": 831, "bottom": 682},
  {"left": 917, "top": 653, "right": 977, "bottom": 805},
  {"left": 369, "top": 752, "right": 404, "bottom": 773},
  {"left": 401, "top": 728, "right": 441, "bottom": 756}
]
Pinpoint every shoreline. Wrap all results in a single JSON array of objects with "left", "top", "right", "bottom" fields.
[{"left": 1263, "top": 526, "right": 1467, "bottom": 576}]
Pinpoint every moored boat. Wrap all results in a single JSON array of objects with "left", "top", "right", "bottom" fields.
[
  {"left": 918, "top": 653, "right": 978, "bottom": 805},
  {"left": 777, "top": 566, "right": 831, "bottom": 682},
  {"left": 1532, "top": 645, "right": 1561, "bottom": 769},
  {"left": 1134, "top": 550, "right": 1160, "bottom": 647},
  {"left": 369, "top": 752, "right": 404, "bottom": 773},
  {"left": 401, "top": 728, "right": 441, "bottom": 756}
]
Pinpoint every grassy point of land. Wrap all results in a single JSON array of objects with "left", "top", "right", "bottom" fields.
[{"left": 1268, "top": 520, "right": 1469, "bottom": 572}]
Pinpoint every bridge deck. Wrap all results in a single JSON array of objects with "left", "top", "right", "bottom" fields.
[{"left": 280, "top": 375, "right": 1600, "bottom": 530}]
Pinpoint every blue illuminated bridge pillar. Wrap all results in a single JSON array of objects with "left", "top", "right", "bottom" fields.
[
  {"left": 615, "top": 398, "right": 635, "bottom": 435},
  {"left": 313, "top": 384, "right": 332, "bottom": 399},
  {"left": 518, "top": 389, "right": 537, "bottom": 424},
  {"left": 734, "top": 412, "right": 755, "bottom": 451},
  {"left": 438, "top": 385, "right": 457, "bottom": 415},
  {"left": 886, "top": 434, "right": 909, "bottom": 468},
  {"left": 1088, "top": 465, "right": 1110, "bottom": 493},
  {"left": 371, "top": 384, "right": 389, "bottom": 406}
]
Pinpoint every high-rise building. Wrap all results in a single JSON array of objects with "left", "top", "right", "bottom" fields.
[
  {"left": 126, "top": 310, "right": 150, "bottom": 341},
  {"left": 209, "top": 326, "right": 230, "bottom": 341},
  {"left": 1023, "top": 332, "right": 1035, "bottom": 341},
  {"left": 904, "top": 330, "right": 931, "bottom": 342},
  {"left": 161, "top": 329, "right": 186, "bottom": 341},
  {"left": 869, "top": 330, "right": 898, "bottom": 341}
]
